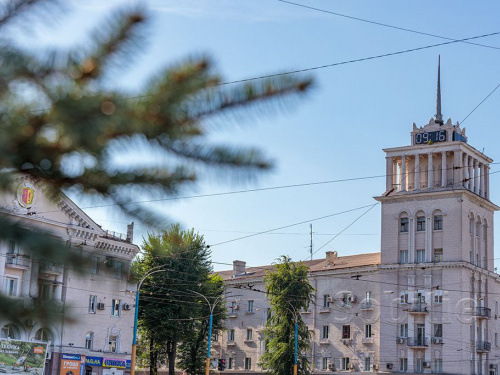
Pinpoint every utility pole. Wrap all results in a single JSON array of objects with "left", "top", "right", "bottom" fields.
[{"left": 309, "top": 224, "right": 313, "bottom": 260}]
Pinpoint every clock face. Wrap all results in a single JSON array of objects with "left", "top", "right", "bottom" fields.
[{"left": 414, "top": 130, "right": 446, "bottom": 144}]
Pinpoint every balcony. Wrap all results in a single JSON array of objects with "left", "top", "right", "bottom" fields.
[
  {"left": 476, "top": 341, "right": 491, "bottom": 353},
  {"left": 360, "top": 302, "right": 374, "bottom": 310},
  {"left": 362, "top": 337, "right": 374, "bottom": 344},
  {"left": 6, "top": 253, "right": 31, "bottom": 269},
  {"left": 39, "top": 262, "right": 63, "bottom": 276},
  {"left": 407, "top": 303, "right": 429, "bottom": 314},
  {"left": 407, "top": 337, "right": 428, "bottom": 348},
  {"left": 318, "top": 307, "right": 331, "bottom": 314},
  {"left": 473, "top": 307, "right": 491, "bottom": 319}
]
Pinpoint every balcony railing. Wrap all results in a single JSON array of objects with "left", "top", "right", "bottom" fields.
[
  {"left": 476, "top": 341, "right": 491, "bottom": 352},
  {"left": 407, "top": 337, "right": 428, "bottom": 347},
  {"left": 362, "top": 337, "right": 374, "bottom": 344},
  {"left": 407, "top": 303, "right": 428, "bottom": 314},
  {"left": 473, "top": 307, "right": 491, "bottom": 319},
  {"left": 39, "top": 262, "right": 63, "bottom": 275},
  {"left": 6, "top": 253, "right": 31, "bottom": 268}
]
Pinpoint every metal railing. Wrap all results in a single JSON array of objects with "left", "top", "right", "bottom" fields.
[
  {"left": 6, "top": 253, "right": 31, "bottom": 267},
  {"left": 473, "top": 307, "right": 491, "bottom": 319},
  {"left": 40, "top": 262, "right": 63, "bottom": 274},
  {"left": 408, "top": 303, "right": 428, "bottom": 313},
  {"left": 407, "top": 337, "right": 428, "bottom": 347},
  {"left": 476, "top": 341, "right": 491, "bottom": 352}
]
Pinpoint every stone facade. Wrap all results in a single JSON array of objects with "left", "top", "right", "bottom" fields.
[
  {"left": 216, "top": 112, "right": 500, "bottom": 374},
  {"left": 0, "top": 176, "right": 139, "bottom": 375}
]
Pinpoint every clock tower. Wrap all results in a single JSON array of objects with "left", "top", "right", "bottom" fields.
[{"left": 375, "top": 57, "right": 499, "bottom": 375}]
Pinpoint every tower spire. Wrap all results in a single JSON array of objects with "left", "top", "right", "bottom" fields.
[{"left": 435, "top": 55, "right": 444, "bottom": 125}]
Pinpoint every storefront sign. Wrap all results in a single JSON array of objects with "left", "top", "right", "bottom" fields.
[
  {"left": 61, "top": 354, "right": 85, "bottom": 375},
  {"left": 0, "top": 339, "right": 47, "bottom": 375},
  {"left": 86, "top": 357, "right": 103, "bottom": 367},
  {"left": 62, "top": 354, "right": 81, "bottom": 360},
  {"left": 103, "top": 358, "right": 126, "bottom": 369}
]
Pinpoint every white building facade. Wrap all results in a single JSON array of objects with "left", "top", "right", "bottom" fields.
[
  {"left": 216, "top": 65, "right": 500, "bottom": 374},
  {"left": 0, "top": 176, "right": 139, "bottom": 375}
]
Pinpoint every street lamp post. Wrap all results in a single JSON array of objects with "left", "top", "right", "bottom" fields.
[
  {"left": 187, "top": 290, "right": 226, "bottom": 375},
  {"left": 131, "top": 266, "right": 168, "bottom": 375},
  {"left": 283, "top": 303, "right": 299, "bottom": 375}
]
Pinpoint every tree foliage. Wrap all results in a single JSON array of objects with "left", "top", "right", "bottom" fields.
[
  {"left": 0, "top": 0, "right": 312, "bottom": 321},
  {"left": 136, "top": 225, "right": 226, "bottom": 375},
  {"left": 260, "top": 256, "right": 314, "bottom": 375}
]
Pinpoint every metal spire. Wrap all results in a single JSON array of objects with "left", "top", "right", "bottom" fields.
[{"left": 435, "top": 55, "right": 444, "bottom": 125}]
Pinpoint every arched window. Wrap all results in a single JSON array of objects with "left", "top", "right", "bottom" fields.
[
  {"left": 35, "top": 328, "right": 53, "bottom": 342},
  {"left": 1, "top": 324, "right": 19, "bottom": 339}
]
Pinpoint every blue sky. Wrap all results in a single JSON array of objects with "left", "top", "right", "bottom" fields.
[{"left": 20, "top": 0, "right": 500, "bottom": 271}]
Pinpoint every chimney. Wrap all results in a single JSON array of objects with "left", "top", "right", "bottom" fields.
[
  {"left": 126, "top": 222, "right": 134, "bottom": 243},
  {"left": 326, "top": 251, "right": 338, "bottom": 265},
  {"left": 233, "top": 260, "right": 246, "bottom": 275}
]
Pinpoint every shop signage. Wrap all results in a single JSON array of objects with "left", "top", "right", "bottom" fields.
[
  {"left": 60, "top": 354, "right": 86, "bottom": 375},
  {"left": 103, "top": 358, "right": 127, "bottom": 369},
  {"left": 86, "top": 357, "right": 103, "bottom": 366}
]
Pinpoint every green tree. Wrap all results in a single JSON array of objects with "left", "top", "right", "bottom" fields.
[
  {"left": 261, "top": 256, "right": 314, "bottom": 375},
  {"left": 0, "top": 0, "right": 312, "bottom": 320},
  {"left": 137, "top": 225, "right": 226, "bottom": 375}
]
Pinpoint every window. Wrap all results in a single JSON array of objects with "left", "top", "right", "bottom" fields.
[
  {"left": 321, "top": 358, "right": 328, "bottom": 370},
  {"left": 400, "top": 250, "right": 409, "bottom": 264},
  {"left": 323, "top": 294, "right": 330, "bottom": 307},
  {"left": 227, "top": 358, "right": 233, "bottom": 370},
  {"left": 434, "top": 359, "right": 442, "bottom": 373},
  {"left": 4, "top": 278, "right": 18, "bottom": 296},
  {"left": 91, "top": 256, "right": 99, "bottom": 275},
  {"left": 434, "top": 248, "right": 443, "bottom": 263},
  {"left": 416, "top": 358, "right": 424, "bottom": 373},
  {"left": 341, "top": 357, "right": 350, "bottom": 371},
  {"left": 496, "top": 301, "right": 499, "bottom": 316},
  {"left": 434, "top": 290, "right": 443, "bottom": 304},
  {"left": 89, "top": 295, "right": 97, "bottom": 313},
  {"left": 343, "top": 293, "right": 352, "bottom": 307},
  {"left": 230, "top": 301, "right": 237, "bottom": 314},
  {"left": 496, "top": 333, "right": 498, "bottom": 347},
  {"left": 434, "top": 215, "right": 443, "bottom": 230},
  {"left": 416, "top": 216, "right": 426, "bottom": 231},
  {"left": 321, "top": 325, "right": 329, "bottom": 340},
  {"left": 400, "top": 291, "right": 409, "bottom": 304},
  {"left": 38, "top": 282, "right": 54, "bottom": 300},
  {"left": 434, "top": 324, "right": 442, "bottom": 338},
  {"left": 416, "top": 290, "right": 425, "bottom": 304},
  {"left": 114, "top": 261, "right": 122, "bottom": 279},
  {"left": 247, "top": 300, "right": 254, "bottom": 312},
  {"left": 108, "top": 335, "right": 118, "bottom": 352},
  {"left": 35, "top": 328, "right": 52, "bottom": 342},
  {"left": 364, "top": 357, "right": 371, "bottom": 371},
  {"left": 399, "top": 324, "right": 408, "bottom": 338},
  {"left": 228, "top": 329, "right": 235, "bottom": 341},
  {"left": 85, "top": 332, "right": 94, "bottom": 350},
  {"left": 1, "top": 325, "right": 18, "bottom": 339},
  {"left": 244, "top": 358, "right": 251, "bottom": 370},
  {"left": 400, "top": 358, "right": 408, "bottom": 372},
  {"left": 416, "top": 249, "right": 425, "bottom": 263},
  {"left": 365, "top": 324, "right": 372, "bottom": 338},
  {"left": 400, "top": 218, "right": 409, "bottom": 233},
  {"left": 246, "top": 329, "right": 253, "bottom": 341},
  {"left": 111, "top": 299, "right": 120, "bottom": 316},
  {"left": 213, "top": 333, "right": 218, "bottom": 341},
  {"left": 342, "top": 325, "right": 350, "bottom": 339}
]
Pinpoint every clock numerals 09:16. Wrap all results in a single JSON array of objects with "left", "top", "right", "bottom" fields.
[{"left": 415, "top": 130, "right": 446, "bottom": 144}]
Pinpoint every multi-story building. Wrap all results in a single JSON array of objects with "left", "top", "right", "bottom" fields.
[
  {"left": 0, "top": 176, "right": 139, "bottom": 375},
  {"left": 216, "top": 62, "right": 500, "bottom": 375}
]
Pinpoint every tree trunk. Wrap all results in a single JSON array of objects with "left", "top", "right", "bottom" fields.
[
  {"left": 167, "top": 340, "right": 177, "bottom": 375},
  {"left": 150, "top": 336, "right": 157, "bottom": 375}
]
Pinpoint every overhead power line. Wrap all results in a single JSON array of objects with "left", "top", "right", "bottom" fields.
[
  {"left": 277, "top": 0, "right": 500, "bottom": 51},
  {"left": 460, "top": 81, "right": 500, "bottom": 125}
]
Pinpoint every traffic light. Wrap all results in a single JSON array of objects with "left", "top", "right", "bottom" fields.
[
  {"left": 221, "top": 359, "right": 226, "bottom": 371},
  {"left": 218, "top": 359, "right": 226, "bottom": 371},
  {"left": 218, "top": 359, "right": 223, "bottom": 371}
]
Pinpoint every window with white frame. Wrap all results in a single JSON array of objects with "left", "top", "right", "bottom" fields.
[
  {"left": 244, "top": 358, "right": 251, "bottom": 370},
  {"left": 433, "top": 215, "right": 443, "bottom": 230},
  {"left": 416, "top": 216, "right": 426, "bottom": 231},
  {"left": 228, "top": 329, "right": 235, "bottom": 341},
  {"left": 230, "top": 301, "right": 237, "bottom": 314},
  {"left": 321, "top": 357, "right": 328, "bottom": 370},
  {"left": 4, "top": 277, "right": 18, "bottom": 296},
  {"left": 111, "top": 299, "right": 120, "bottom": 316},
  {"left": 400, "top": 218, "right": 409, "bottom": 233},
  {"left": 85, "top": 332, "right": 94, "bottom": 349},
  {"left": 416, "top": 290, "right": 425, "bottom": 304},
  {"left": 323, "top": 294, "right": 330, "bottom": 307},
  {"left": 1, "top": 324, "right": 18, "bottom": 339},
  {"left": 321, "top": 325, "right": 329, "bottom": 340},
  {"left": 400, "top": 291, "right": 409, "bottom": 304},
  {"left": 89, "top": 295, "right": 97, "bottom": 313},
  {"left": 341, "top": 357, "right": 350, "bottom": 370},
  {"left": 400, "top": 358, "right": 408, "bottom": 372},
  {"left": 434, "top": 248, "right": 443, "bottom": 262},
  {"left": 416, "top": 249, "right": 425, "bottom": 263},
  {"left": 365, "top": 324, "right": 372, "bottom": 338},
  {"left": 364, "top": 357, "right": 371, "bottom": 371},
  {"left": 247, "top": 300, "right": 254, "bottom": 312},
  {"left": 400, "top": 250, "right": 409, "bottom": 264},
  {"left": 434, "top": 290, "right": 443, "bottom": 304},
  {"left": 342, "top": 325, "right": 350, "bottom": 339},
  {"left": 433, "top": 324, "right": 442, "bottom": 338},
  {"left": 108, "top": 335, "right": 118, "bottom": 352},
  {"left": 399, "top": 324, "right": 408, "bottom": 338},
  {"left": 246, "top": 329, "right": 253, "bottom": 341}
]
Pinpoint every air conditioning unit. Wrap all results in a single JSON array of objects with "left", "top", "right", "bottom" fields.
[
  {"left": 328, "top": 364, "right": 335, "bottom": 371},
  {"left": 423, "top": 361, "right": 430, "bottom": 368},
  {"left": 97, "top": 302, "right": 105, "bottom": 310},
  {"left": 327, "top": 297, "right": 334, "bottom": 303},
  {"left": 348, "top": 363, "right": 355, "bottom": 370},
  {"left": 348, "top": 295, "right": 356, "bottom": 303},
  {"left": 396, "top": 337, "right": 405, "bottom": 344},
  {"left": 386, "top": 363, "right": 393, "bottom": 370},
  {"left": 234, "top": 305, "right": 239, "bottom": 310},
  {"left": 432, "top": 338, "right": 443, "bottom": 344},
  {"left": 342, "top": 339, "right": 351, "bottom": 345},
  {"left": 372, "top": 364, "right": 379, "bottom": 370},
  {"left": 45, "top": 351, "right": 52, "bottom": 360},
  {"left": 122, "top": 303, "right": 131, "bottom": 310}
]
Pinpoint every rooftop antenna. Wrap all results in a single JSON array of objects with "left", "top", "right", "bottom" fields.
[
  {"left": 435, "top": 55, "right": 444, "bottom": 125},
  {"left": 310, "top": 224, "right": 313, "bottom": 260}
]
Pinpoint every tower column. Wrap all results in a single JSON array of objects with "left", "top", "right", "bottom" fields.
[
  {"left": 427, "top": 153, "right": 433, "bottom": 188},
  {"left": 401, "top": 155, "right": 407, "bottom": 191},
  {"left": 414, "top": 155, "right": 420, "bottom": 190},
  {"left": 464, "top": 154, "right": 469, "bottom": 189},
  {"left": 386, "top": 156, "right": 393, "bottom": 192},
  {"left": 441, "top": 151, "right": 447, "bottom": 187},
  {"left": 469, "top": 158, "right": 474, "bottom": 191},
  {"left": 474, "top": 160, "right": 480, "bottom": 194},
  {"left": 480, "top": 164, "right": 485, "bottom": 197},
  {"left": 485, "top": 165, "right": 490, "bottom": 199},
  {"left": 453, "top": 150, "right": 462, "bottom": 188},
  {"left": 393, "top": 159, "right": 398, "bottom": 191}
]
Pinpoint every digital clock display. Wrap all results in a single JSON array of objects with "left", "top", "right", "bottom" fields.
[
  {"left": 452, "top": 132, "right": 467, "bottom": 143},
  {"left": 415, "top": 130, "right": 447, "bottom": 144}
]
